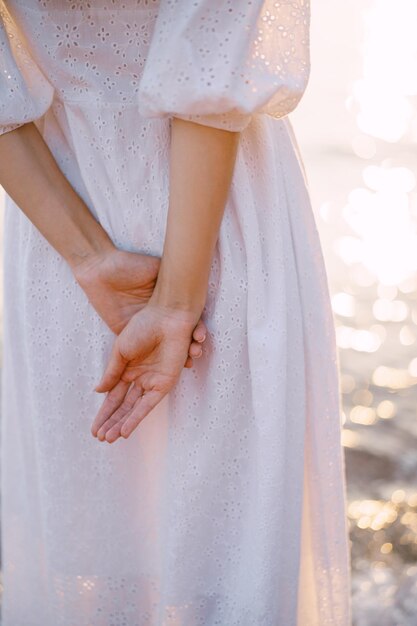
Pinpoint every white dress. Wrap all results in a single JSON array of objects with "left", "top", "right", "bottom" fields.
[{"left": 0, "top": 1, "right": 351, "bottom": 625}]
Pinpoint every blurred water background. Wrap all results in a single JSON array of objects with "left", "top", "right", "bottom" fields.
[
  {"left": 1, "top": 1, "right": 417, "bottom": 624},
  {"left": 292, "top": 0, "right": 417, "bottom": 623}
]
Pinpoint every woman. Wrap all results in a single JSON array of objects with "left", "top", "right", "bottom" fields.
[{"left": 0, "top": 1, "right": 351, "bottom": 624}]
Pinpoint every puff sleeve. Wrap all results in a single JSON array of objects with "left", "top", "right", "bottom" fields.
[
  {"left": 137, "top": 0, "right": 310, "bottom": 132},
  {"left": 0, "top": 2, "right": 54, "bottom": 136}
]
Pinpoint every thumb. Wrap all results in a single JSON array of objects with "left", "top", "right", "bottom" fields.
[{"left": 95, "top": 340, "right": 127, "bottom": 393}]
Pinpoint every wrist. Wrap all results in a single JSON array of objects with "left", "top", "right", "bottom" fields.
[
  {"left": 64, "top": 232, "right": 116, "bottom": 274},
  {"left": 149, "top": 257, "right": 209, "bottom": 316},
  {"left": 148, "top": 286, "right": 205, "bottom": 322},
  {"left": 69, "top": 235, "right": 116, "bottom": 280}
]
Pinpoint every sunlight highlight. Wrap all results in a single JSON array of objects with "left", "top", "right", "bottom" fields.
[{"left": 352, "top": 0, "right": 417, "bottom": 142}]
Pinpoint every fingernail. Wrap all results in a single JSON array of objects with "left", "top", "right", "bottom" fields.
[{"left": 197, "top": 334, "right": 206, "bottom": 343}]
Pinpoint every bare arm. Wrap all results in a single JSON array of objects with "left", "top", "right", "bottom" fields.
[
  {"left": 0, "top": 120, "right": 238, "bottom": 314},
  {"left": 150, "top": 117, "right": 240, "bottom": 316},
  {"left": 0, "top": 123, "right": 114, "bottom": 268}
]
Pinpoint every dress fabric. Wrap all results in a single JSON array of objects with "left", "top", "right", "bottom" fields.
[{"left": 0, "top": 1, "right": 352, "bottom": 625}]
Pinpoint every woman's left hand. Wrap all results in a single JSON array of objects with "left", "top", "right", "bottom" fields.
[{"left": 91, "top": 303, "right": 204, "bottom": 443}]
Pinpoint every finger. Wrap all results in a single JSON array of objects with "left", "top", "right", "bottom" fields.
[
  {"left": 97, "top": 384, "right": 144, "bottom": 442},
  {"left": 95, "top": 341, "right": 128, "bottom": 393},
  {"left": 188, "top": 342, "right": 203, "bottom": 359},
  {"left": 104, "top": 413, "right": 130, "bottom": 443},
  {"left": 91, "top": 380, "right": 131, "bottom": 437},
  {"left": 120, "top": 390, "right": 163, "bottom": 438},
  {"left": 192, "top": 319, "right": 207, "bottom": 343},
  {"left": 184, "top": 356, "right": 193, "bottom": 368},
  {"left": 97, "top": 415, "right": 124, "bottom": 442},
  {"left": 95, "top": 383, "right": 143, "bottom": 440}
]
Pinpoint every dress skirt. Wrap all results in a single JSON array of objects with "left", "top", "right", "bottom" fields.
[{"left": 1, "top": 102, "right": 351, "bottom": 625}]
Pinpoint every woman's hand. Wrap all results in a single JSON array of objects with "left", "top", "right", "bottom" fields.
[
  {"left": 74, "top": 248, "right": 206, "bottom": 368},
  {"left": 91, "top": 303, "right": 203, "bottom": 443}
]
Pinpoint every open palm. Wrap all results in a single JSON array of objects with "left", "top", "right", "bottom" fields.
[{"left": 91, "top": 303, "right": 202, "bottom": 443}]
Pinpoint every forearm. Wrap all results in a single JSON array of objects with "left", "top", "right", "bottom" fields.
[
  {"left": 0, "top": 123, "right": 114, "bottom": 270},
  {"left": 151, "top": 117, "right": 240, "bottom": 316}
]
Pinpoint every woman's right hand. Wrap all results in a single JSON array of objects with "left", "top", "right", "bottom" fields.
[{"left": 73, "top": 248, "right": 207, "bottom": 367}]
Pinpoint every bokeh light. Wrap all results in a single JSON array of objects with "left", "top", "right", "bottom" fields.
[{"left": 293, "top": 0, "right": 417, "bottom": 623}]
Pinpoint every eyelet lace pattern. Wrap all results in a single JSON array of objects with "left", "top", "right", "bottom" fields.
[{"left": 0, "top": 1, "right": 351, "bottom": 625}]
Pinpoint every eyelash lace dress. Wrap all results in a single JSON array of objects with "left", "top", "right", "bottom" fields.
[{"left": 0, "top": 1, "right": 351, "bottom": 624}]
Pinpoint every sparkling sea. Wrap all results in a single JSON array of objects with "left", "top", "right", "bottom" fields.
[{"left": 292, "top": 1, "right": 417, "bottom": 623}]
